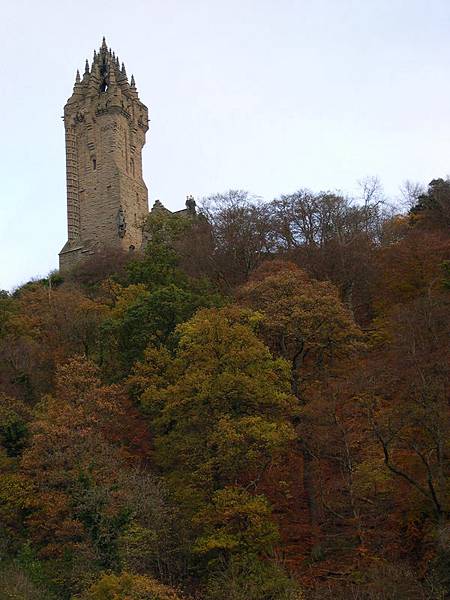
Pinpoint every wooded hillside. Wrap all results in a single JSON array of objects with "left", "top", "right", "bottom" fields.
[{"left": 0, "top": 179, "right": 449, "bottom": 599}]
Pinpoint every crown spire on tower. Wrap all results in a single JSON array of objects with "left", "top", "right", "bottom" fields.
[{"left": 68, "top": 39, "right": 143, "bottom": 100}]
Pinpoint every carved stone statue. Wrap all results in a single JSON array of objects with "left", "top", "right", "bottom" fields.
[
  {"left": 117, "top": 207, "right": 126, "bottom": 238},
  {"left": 185, "top": 195, "right": 196, "bottom": 214}
]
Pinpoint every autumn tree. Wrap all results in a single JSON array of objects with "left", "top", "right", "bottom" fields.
[
  {"left": 16, "top": 356, "right": 170, "bottom": 596},
  {"left": 237, "top": 260, "right": 362, "bottom": 397},
  {"left": 77, "top": 572, "right": 185, "bottom": 600},
  {"left": 130, "top": 306, "right": 296, "bottom": 495},
  {"left": 365, "top": 294, "right": 450, "bottom": 525},
  {"left": 129, "top": 306, "right": 297, "bottom": 582},
  {"left": 305, "top": 288, "right": 450, "bottom": 589},
  {"left": 237, "top": 260, "right": 363, "bottom": 555},
  {"left": 374, "top": 227, "right": 450, "bottom": 313},
  {"left": 0, "top": 284, "right": 107, "bottom": 401},
  {"left": 269, "top": 189, "right": 390, "bottom": 321}
]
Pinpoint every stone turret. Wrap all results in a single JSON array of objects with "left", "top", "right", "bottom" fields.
[{"left": 59, "top": 37, "right": 149, "bottom": 270}]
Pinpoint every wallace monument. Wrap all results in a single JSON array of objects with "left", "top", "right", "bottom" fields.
[{"left": 59, "top": 38, "right": 153, "bottom": 271}]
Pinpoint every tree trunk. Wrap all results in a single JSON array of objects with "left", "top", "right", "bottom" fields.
[{"left": 301, "top": 445, "right": 322, "bottom": 551}]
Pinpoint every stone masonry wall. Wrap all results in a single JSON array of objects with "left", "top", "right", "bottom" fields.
[{"left": 59, "top": 39, "right": 149, "bottom": 271}]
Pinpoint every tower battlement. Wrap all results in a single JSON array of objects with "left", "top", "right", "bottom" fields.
[{"left": 59, "top": 38, "right": 149, "bottom": 270}]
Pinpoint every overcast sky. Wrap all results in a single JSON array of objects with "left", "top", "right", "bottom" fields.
[{"left": 1, "top": 0, "right": 450, "bottom": 290}]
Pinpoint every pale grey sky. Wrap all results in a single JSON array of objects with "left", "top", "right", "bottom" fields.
[{"left": 1, "top": 0, "right": 450, "bottom": 290}]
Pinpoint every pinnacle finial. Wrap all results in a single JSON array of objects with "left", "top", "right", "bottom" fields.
[
  {"left": 88, "top": 61, "right": 99, "bottom": 86},
  {"left": 121, "top": 62, "right": 127, "bottom": 77},
  {"left": 84, "top": 59, "right": 89, "bottom": 74},
  {"left": 101, "top": 36, "right": 107, "bottom": 51},
  {"left": 75, "top": 69, "right": 81, "bottom": 84},
  {"left": 130, "top": 74, "right": 136, "bottom": 87},
  {"left": 109, "top": 65, "right": 117, "bottom": 83}
]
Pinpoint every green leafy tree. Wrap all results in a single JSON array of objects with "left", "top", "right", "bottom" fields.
[
  {"left": 410, "top": 178, "right": 450, "bottom": 230},
  {"left": 97, "top": 209, "right": 224, "bottom": 377},
  {"left": 126, "top": 208, "right": 196, "bottom": 289},
  {"left": 0, "top": 394, "right": 31, "bottom": 457},
  {"left": 206, "top": 553, "right": 304, "bottom": 600},
  {"left": 193, "top": 487, "right": 279, "bottom": 557},
  {"left": 130, "top": 306, "right": 296, "bottom": 500},
  {"left": 129, "top": 306, "right": 297, "bottom": 577},
  {"left": 100, "top": 280, "right": 222, "bottom": 377}
]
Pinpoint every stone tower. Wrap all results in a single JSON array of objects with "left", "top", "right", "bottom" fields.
[{"left": 59, "top": 38, "right": 149, "bottom": 270}]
